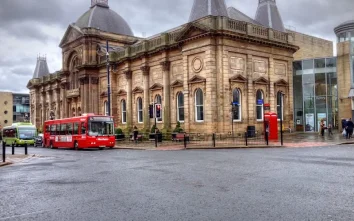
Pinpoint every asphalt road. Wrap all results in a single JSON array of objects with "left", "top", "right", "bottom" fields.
[{"left": 1, "top": 146, "right": 354, "bottom": 221}]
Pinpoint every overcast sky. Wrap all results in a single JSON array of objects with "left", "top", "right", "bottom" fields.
[{"left": 0, "top": 0, "right": 353, "bottom": 93}]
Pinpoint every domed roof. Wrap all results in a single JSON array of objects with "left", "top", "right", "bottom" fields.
[
  {"left": 334, "top": 20, "right": 354, "bottom": 35},
  {"left": 75, "top": 0, "right": 133, "bottom": 36}
]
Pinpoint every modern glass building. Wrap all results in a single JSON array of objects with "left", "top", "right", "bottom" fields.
[
  {"left": 12, "top": 93, "right": 30, "bottom": 123},
  {"left": 293, "top": 57, "right": 338, "bottom": 132}
]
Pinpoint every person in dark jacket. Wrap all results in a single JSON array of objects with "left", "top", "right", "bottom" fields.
[
  {"left": 133, "top": 126, "right": 138, "bottom": 143},
  {"left": 346, "top": 118, "right": 354, "bottom": 139}
]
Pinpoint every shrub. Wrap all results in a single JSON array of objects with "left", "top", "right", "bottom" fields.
[
  {"left": 173, "top": 121, "right": 184, "bottom": 133},
  {"left": 115, "top": 128, "right": 123, "bottom": 135}
]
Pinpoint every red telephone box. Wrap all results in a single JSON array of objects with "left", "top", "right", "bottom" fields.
[{"left": 264, "top": 112, "right": 278, "bottom": 141}]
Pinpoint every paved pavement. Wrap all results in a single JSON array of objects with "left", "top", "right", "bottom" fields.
[{"left": 1, "top": 145, "right": 354, "bottom": 220}]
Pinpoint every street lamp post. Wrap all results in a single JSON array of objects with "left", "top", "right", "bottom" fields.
[
  {"left": 280, "top": 93, "right": 284, "bottom": 146},
  {"left": 106, "top": 40, "right": 111, "bottom": 117}
]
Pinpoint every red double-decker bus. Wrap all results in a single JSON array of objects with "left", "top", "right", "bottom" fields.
[{"left": 43, "top": 114, "right": 115, "bottom": 150}]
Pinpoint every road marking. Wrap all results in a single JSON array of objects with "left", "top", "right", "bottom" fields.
[{"left": 0, "top": 209, "right": 60, "bottom": 220}]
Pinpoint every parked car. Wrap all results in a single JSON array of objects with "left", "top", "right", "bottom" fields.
[{"left": 34, "top": 134, "right": 43, "bottom": 147}]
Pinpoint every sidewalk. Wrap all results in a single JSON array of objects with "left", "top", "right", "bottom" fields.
[
  {"left": 0, "top": 154, "right": 35, "bottom": 167},
  {"left": 114, "top": 132, "right": 352, "bottom": 151}
]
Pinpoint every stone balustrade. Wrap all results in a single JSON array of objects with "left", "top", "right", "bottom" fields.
[{"left": 110, "top": 16, "right": 295, "bottom": 62}]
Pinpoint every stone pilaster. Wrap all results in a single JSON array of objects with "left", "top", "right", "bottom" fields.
[
  {"left": 91, "top": 77, "right": 99, "bottom": 114},
  {"left": 125, "top": 70, "right": 133, "bottom": 130},
  {"left": 246, "top": 54, "right": 254, "bottom": 124},
  {"left": 141, "top": 66, "right": 150, "bottom": 132},
  {"left": 41, "top": 90, "right": 46, "bottom": 125},
  {"left": 268, "top": 56, "right": 275, "bottom": 111},
  {"left": 161, "top": 61, "right": 171, "bottom": 131},
  {"left": 55, "top": 88, "right": 60, "bottom": 119}
]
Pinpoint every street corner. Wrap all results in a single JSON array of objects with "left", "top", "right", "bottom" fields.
[{"left": 0, "top": 154, "right": 38, "bottom": 167}]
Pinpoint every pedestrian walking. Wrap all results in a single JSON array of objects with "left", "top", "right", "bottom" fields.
[
  {"left": 320, "top": 119, "right": 325, "bottom": 137},
  {"left": 345, "top": 118, "right": 354, "bottom": 139},
  {"left": 133, "top": 126, "right": 138, "bottom": 143},
  {"left": 328, "top": 124, "right": 333, "bottom": 136}
]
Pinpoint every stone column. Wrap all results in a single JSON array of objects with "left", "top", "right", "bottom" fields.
[
  {"left": 61, "top": 82, "right": 68, "bottom": 118},
  {"left": 141, "top": 66, "right": 150, "bottom": 132},
  {"left": 55, "top": 89, "right": 60, "bottom": 119},
  {"left": 48, "top": 89, "right": 53, "bottom": 119},
  {"left": 246, "top": 54, "right": 254, "bottom": 124},
  {"left": 91, "top": 77, "right": 99, "bottom": 114},
  {"left": 125, "top": 71, "right": 133, "bottom": 130},
  {"left": 268, "top": 56, "right": 275, "bottom": 111},
  {"left": 41, "top": 91, "right": 46, "bottom": 125},
  {"left": 85, "top": 77, "right": 90, "bottom": 113},
  {"left": 161, "top": 61, "right": 171, "bottom": 131},
  {"left": 80, "top": 77, "right": 85, "bottom": 113}
]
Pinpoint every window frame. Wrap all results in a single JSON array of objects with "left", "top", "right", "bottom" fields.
[
  {"left": 195, "top": 89, "right": 204, "bottom": 122},
  {"left": 277, "top": 92, "right": 284, "bottom": 121},
  {"left": 232, "top": 89, "right": 242, "bottom": 122},
  {"left": 256, "top": 90, "right": 264, "bottom": 121},
  {"left": 121, "top": 100, "right": 127, "bottom": 124},
  {"left": 155, "top": 95, "right": 163, "bottom": 122},
  {"left": 177, "top": 92, "right": 185, "bottom": 123},
  {"left": 137, "top": 97, "right": 143, "bottom": 124}
]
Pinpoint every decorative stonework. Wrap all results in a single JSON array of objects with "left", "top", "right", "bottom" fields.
[
  {"left": 91, "top": 77, "right": 99, "bottom": 84},
  {"left": 124, "top": 70, "right": 132, "bottom": 80},
  {"left": 230, "top": 57, "right": 245, "bottom": 71},
  {"left": 275, "top": 63, "right": 287, "bottom": 76},
  {"left": 172, "top": 64, "right": 183, "bottom": 80},
  {"left": 118, "top": 75, "right": 127, "bottom": 87},
  {"left": 253, "top": 60, "right": 267, "bottom": 74},
  {"left": 192, "top": 57, "right": 203, "bottom": 73},
  {"left": 133, "top": 72, "right": 143, "bottom": 85},
  {"left": 140, "top": 66, "right": 150, "bottom": 75},
  {"left": 160, "top": 61, "right": 171, "bottom": 72}
]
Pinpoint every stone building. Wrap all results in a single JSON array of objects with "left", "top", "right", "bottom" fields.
[
  {"left": 27, "top": 0, "right": 331, "bottom": 134},
  {"left": 0, "top": 92, "right": 30, "bottom": 130}
]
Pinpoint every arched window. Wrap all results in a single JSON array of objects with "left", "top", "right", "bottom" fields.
[
  {"left": 277, "top": 92, "right": 284, "bottom": 120},
  {"left": 256, "top": 90, "right": 264, "bottom": 121},
  {"left": 137, "top": 97, "right": 143, "bottom": 123},
  {"left": 121, "top": 100, "right": 127, "bottom": 124},
  {"left": 195, "top": 89, "right": 204, "bottom": 122},
  {"left": 104, "top": 101, "right": 109, "bottom": 116},
  {"left": 232, "top": 89, "right": 241, "bottom": 121},
  {"left": 177, "top": 92, "right": 184, "bottom": 122},
  {"left": 155, "top": 95, "right": 162, "bottom": 122}
]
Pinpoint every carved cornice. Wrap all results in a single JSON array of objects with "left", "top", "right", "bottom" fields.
[
  {"left": 160, "top": 61, "right": 171, "bottom": 72},
  {"left": 140, "top": 66, "right": 150, "bottom": 76},
  {"left": 124, "top": 70, "right": 132, "bottom": 80},
  {"left": 91, "top": 77, "right": 99, "bottom": 85},
  {"left": 60, "top": 82, "right": 69, "bottom": 89},
  {"left": 79, "top": 76, "right": 89, "bottom": 85}
]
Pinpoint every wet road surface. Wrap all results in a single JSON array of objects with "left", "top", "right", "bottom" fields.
[{"left": 1, "top": 146, "right": 354, "bottom": 221}]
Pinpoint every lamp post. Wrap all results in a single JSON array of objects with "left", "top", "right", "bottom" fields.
[
  {"left": 106, "top": 40, "right": 111, "bottom": 117},
  {"left": 280, "top": 93, "right": 284, "bottom": 146}
]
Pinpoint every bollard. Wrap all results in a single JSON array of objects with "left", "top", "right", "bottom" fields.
[
  {"left": 155, "top": 134, "right": 158, "bottom": 148},
  {"left": 212, "top": 133, "right": 216, "bottom": 148},
  {"left": 12, "top": 142, "right": 15, "bottom": 155},
  {"left": 245, "top": 132, "right": 248, "bottom": 146},
  {"left": 266, "top": 132, "right": 269, "bottom": 146},
  {"left": 25, "top": 143, "right": 28, "bottom": 155},
  {"left": 2, "top": 141, "right": 5, "bottom": 163},
  {"left": 184, "top": 134, "right": 187, "bottom": 149}
]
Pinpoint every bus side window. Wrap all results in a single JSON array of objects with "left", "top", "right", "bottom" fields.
[
  {"left": 56, "top": 124, "right": 60, "bottom": 135},
  {"left": 50, "top": 125, "right": 56, "bottom": 135},
  {"left": 61, "top": 124, "right": 67, "bottom": 136},
  {"left": 67, "top": 123, "right": 73, "bottom": 135},
  {"left": 45, "top": 125, "right": 50, "bottom": 133},
  {"left": 81, "top": 123, "right": 86, "bottom": 135},
  {"left": 74, "top": 123, "right": 79, "bottom": 135}
]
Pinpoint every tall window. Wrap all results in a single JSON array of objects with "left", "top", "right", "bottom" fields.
[
  {"left": 155, "top": 95, "right": 162, "bottom": 122},
  {"left": 195, "top": 89, "right": 204, "bottom": 122},
  {"left": 137, "top": 97, "right": 143, "bottom": 123},
  {"left": 232, "top": 89, "right": 241, "bottom": 121},
  {"left": 256, "top": 90, "right": 264, "bottom": 121},
  {"left": 177, "top": 92, "right": 184, "bottom": 122},
  {"left": 121, "top": 100, "right": 127, "bottom": 124},
  {"left": 104, "top": 101, "right": 108, "bottom": 116},
  {"left": 277, "top": 92, "right": 284, "bottom": 120}
]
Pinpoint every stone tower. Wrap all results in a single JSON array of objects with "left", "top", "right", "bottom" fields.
[
  {"left": 255, "top": 0, "right": 285, "bottom": 32},
  {"left": 189, "top": 0, "right": 228, "bottom": 22}
]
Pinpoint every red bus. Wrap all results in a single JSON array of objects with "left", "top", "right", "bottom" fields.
[{"left": 43, "top": 114, "right": 115, "bottom": 150}]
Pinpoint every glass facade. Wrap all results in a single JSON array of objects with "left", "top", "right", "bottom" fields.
[
  {"left": 12, "top": 94, "right": 30, "bottom": 123},
  {"left": 293, "top": 58, "right": 338, "bottom": 132}
]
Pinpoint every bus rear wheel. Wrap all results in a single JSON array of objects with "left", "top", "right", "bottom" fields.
[
  {"left": 50, "top": 142, "right": 55, "bottom": 149},
  {"left": 74, "top": 141, "right": 79, "bottom": 151}
]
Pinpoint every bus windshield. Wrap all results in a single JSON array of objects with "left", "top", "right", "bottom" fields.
[
  {"left": 18, "top": 128, "right": 36, "bottom": 139},
  {"left": 88, "top": 120, "right": 114, "bottom": 136}
]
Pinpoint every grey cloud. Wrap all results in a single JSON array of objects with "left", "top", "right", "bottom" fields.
[{"left": 0, "top": 0, "right": 352, "bottom": 93}]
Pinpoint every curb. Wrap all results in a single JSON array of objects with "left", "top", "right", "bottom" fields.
[{"left": 0, "top": 162, "right": 13, "bottom": 167}]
